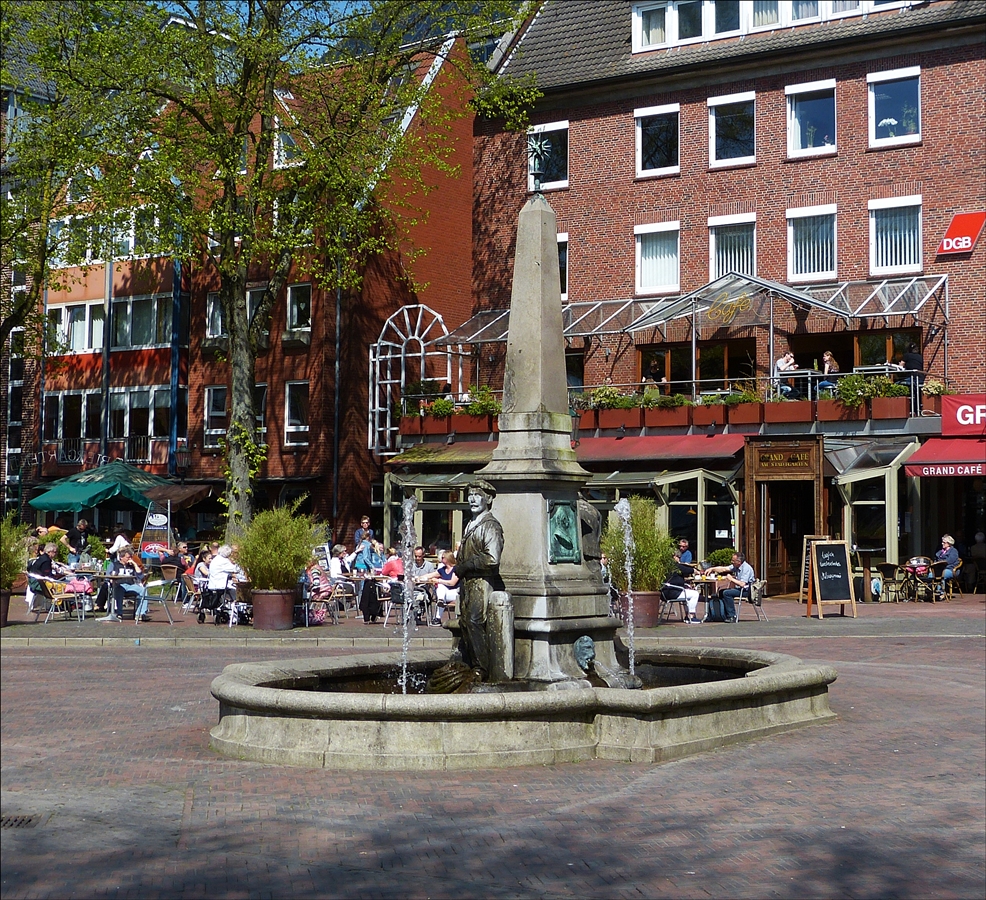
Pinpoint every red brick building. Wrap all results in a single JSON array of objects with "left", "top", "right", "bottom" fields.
[{"left": 393, "top": 0, "right": 986, "bottom": 594}]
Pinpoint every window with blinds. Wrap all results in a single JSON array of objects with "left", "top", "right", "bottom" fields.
[
  {"left": 869, "top": 199, "right": 921, "bottom": 274},
  {"left": 635, "top": 224, "right": 680, "bottom": 294},
  {"left": 711, "top": 223, "right": 755, "bottom": 279},
  {"left": 787, "top": 207, "right": 836, "bottom": 281}
]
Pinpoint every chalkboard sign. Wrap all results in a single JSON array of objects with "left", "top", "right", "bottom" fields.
[
  {"left": 799, "top": 535, "right": 829, "bottom": 604},
  {"left": 808, "top": 540, "right": 857, "bottom": 619}
]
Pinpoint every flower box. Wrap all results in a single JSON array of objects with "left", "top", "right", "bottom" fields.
[
  {"left": 726, "top": 402, "right": 764, "bottom": 425},
  {"left": 450, "top": 414, "right": 494, "bottom": 433},
  {"left": 421, "top": 415, "right": 450, "bottom": 435},
  {"left": 597, "top": 408, "right": 643, "bottom": 430},
  {"left": 400, "top": 416, "right": 423, "bottom": 435},
  {"left": 691, "top": 405, "right": 724, "bottom": 427},
  {"left": 643, "top": 406, "right": 692, "bottom": 428},
  {"left": 573, "top": 410, "right": 598, "bottom": 432},
  {"left": 870, "top": 397, "right": 910, "bottom": 419},
  {"left": 764, "top": 400, "right": 815, "bottom": 423},
  {"left": 816, "top": 399, "right": 867, "bottom": 421},
  {"left": 922, "top": 395, "right": 942, "bottom": 416}
]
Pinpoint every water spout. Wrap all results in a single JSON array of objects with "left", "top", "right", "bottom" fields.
[
  {"left": 614, "top": 498, "right": 635, "bottom": 676},
  {"left": 397, "top": 495, "right": 419, "bottom": 694}
]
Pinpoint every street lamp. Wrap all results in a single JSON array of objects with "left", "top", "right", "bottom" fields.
[{"left": 175, "top": 443, "right": 193, "bottom": 485}]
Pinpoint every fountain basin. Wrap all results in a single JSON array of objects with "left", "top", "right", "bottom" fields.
[{"left": 210, "top": 647, "right": 837, "bottom": 770}]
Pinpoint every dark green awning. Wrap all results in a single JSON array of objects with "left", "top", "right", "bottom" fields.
[{"left": 29, "top": 460, "right": 172, "bottom": 512}]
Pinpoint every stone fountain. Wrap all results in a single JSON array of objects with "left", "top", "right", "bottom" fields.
[{"left": 209, "top": 194, "right": 838, "bottom": 769}]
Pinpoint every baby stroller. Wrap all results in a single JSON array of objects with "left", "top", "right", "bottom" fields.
[{"left": 197, "top": 577, "right": 251, "bottom": 626}]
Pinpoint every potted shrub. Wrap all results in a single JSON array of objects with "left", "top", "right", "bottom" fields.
[
  {"left": 642, "top": 391, "right": 693, "bottom": 427},
  {"left": 1, "top": 514, "right": 32, "bottom": 628},
  {"left": 452, "top": 385, "right": 502, "bottom": 433},
  {"left": 420, "top": 397, "right": 455, "bottom": 434},
  {"left": 764, "top": 393, "right": 815, "bottom": 423},
  {"left": 921, "top": 377, "right": 952, "bottom": 415},
  {"left": 600, "top": 496, "right": 677, "bottom": 628},
  {"left": 817, "top": 374, "right": 871, "bottom": 421},
  {"left": 723, "top": 390, "right": 764, "bottom": 425},
  {"left": 236, "top": 499, "right": 323, "bottom": 631},
  {"left": 591, "top": 385, "right": 643, "bottom": 429},
  {"left": 869, "top": 376, "right": 912, "bottom": 419}
]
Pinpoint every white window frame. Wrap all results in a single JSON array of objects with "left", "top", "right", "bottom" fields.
[
  {"left": 785, "top": 79, "right": 837, "bottom": 158},
  {"left": 49, "top": 215, "right": 105, "bottom": 267},
  {"left": 46, "top": 302, "right": 105, "bottom": 354},
  {"left": 114, "top": 206, "right": 164, "bottom": 259},
  {"left": 786, "top": 204, "right": 837, "bottom": 282},
  {"left": 111, "top": 294, "right": 171, "bottom": 349},
  {"left": 286, "top": 283, "right": 312, "bottom": 331},
  {"left": 273, "top": 117, "right": 303, "bottom": 168},
  {"left": 867, "top": 66, "right": 921, "bottom": 149},
  {"left": 204, "top": 385, "right": 229, "bottom": 449},
  {"left": 527, "top": 120, "right": 569, "bottom": 191},
  {"left": 254, "top": 383, "right": 268, "bottom": 440},
  {"left": 635, "top": 103, "right": 680, "bottom": 177},
  {"left": 708, "top": 212, "right": 757, "bottom": 280},
  {"left": 557, "top": 233, "right": 569, "bottom": 302},
  {"left": 635, "top": 221, "right": 681, "bottom": 296},
  {"left": 284, "top": 381, "right": 310, "bottom": 446},
  {"left": 869, "top": 195, "right": 922, "bottom": 276},
  {"left": 206, "top": 292, "right": 226, "bottom": 338},
  {"left": 708, "top": 92, "right": 756, "bottom": 169}
]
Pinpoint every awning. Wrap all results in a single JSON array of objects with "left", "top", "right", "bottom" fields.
[
  {"left": 903, "top": 438, "right": 986, "bottom": 477},
  {"left": 143, "top": 483, "right": 213, "bottom": 510},
  {"left": 388, "top": 434, "right": 745, "bottom": 468},
  {"left": 29, "top": 460, "right": 172, "bottom": 512}
]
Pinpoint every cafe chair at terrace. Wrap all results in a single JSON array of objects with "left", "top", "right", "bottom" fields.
[
  {"left": 180, "top": 574, "right": 201, "bottom": 616},
  {"left": 736, "top": 579, "right": 769, "bottom": 622},
  {"left": 874, "top": 563, "right": 905, "bottom": 603},
  {"left": 658, "top": 583, "right": 689, "bottom": 624},
  {"left": 932, "top": 558, "right": 962, "bottom": 602}
]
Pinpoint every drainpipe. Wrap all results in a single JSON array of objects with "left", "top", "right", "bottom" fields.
[
  {"left": 168, "top": 258, "right": 182, "bottom": 477},
  {"left": 100, "top": 256, "right": 112, "bottom": 463}
]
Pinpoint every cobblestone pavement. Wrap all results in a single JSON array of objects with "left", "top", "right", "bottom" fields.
[{"left": 2, "top": 596, "right": 984, "bottom": 899}]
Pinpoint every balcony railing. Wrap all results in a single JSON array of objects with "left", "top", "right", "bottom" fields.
[{"left": 124, "top": 434, "right": 151, "bottom": 463}]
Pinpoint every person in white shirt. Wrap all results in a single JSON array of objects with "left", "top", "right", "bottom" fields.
[
  {"left": 208, "top": 544, "right": 244, "bottom": 600},
  {"left": 774, "top": 350, "right": 799, "bottom": 398}
]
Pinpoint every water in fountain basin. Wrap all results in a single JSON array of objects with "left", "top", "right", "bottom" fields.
[
  {"left": 614, "top": 498, "right": 635, "bottom": 677},
  {"left": 397, "top": 496, "right": 419, "bottom": 693}
]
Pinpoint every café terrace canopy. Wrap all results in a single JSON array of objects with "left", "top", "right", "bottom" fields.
[
  {"left": 28, "top": 460, "right": 210, "bottom": 512},
  {"left": 433, "top": 274, "right": 947, "bottom": 346}
]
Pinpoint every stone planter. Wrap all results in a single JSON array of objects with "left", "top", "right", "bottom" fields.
[
  {"left": 870, "top": 397, "right": 910, "bottom": 419},
  {"left": 252, "top": 589, "right": 296, "bottom": 631},
  {"left": 764, "top": 400, "right": 815, "bottom": 423},
  {"left": 726, "top": 402, "right": 764, "bottom": 425},
  {"left": 620, "top": 590, "right": 664, "bottom": 629},
  {"left": 450, "top": 414, "right": 493, "bottom": 433},
  {"left": 643, "top": 406, "right": 691, "bottom": 428},
  {"left": 816, "top": 399, "right": 867, "bottom": 421},
  {"left": 420, "top": 415, "right": 450, "bottom": 435},
  {"left": 922, "top": 395, "right": 942, "bottom": 416},
  {"left": 597, "top": 408, "right": 643, "bottom": 430},
  {"left": 691, "top": 405, "right": 725, "bottom": 427}
]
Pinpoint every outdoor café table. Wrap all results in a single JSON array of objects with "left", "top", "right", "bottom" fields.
[
  {"left": 786, "top": 368, "right": 824, "bottom": 400},
  {"left": 688, "top": 575, "right": 731, "bottom": 608},
  {"left": 85, "top": 571, "right": 175, "bottom": 624}
]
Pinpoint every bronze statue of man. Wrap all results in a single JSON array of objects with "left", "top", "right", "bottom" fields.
[{"left": 454, "top": 479, "right": 505, "bottom": 677}]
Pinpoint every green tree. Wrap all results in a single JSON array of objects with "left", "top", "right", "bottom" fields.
[{"left": 70, "top": 0, "right": 535, "bottom": 536}]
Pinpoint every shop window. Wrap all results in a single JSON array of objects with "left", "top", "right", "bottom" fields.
[
  {"left": 786, "top": 80, "right": 836, "bottom": 157},
  {"left": 527, "top": 121, "right": 568, "bottom": 191},
  {"left": 868, "top": 67, "right": 920, "bottom": 148},
  {"left": 635, "top": 104, "right": 679, "bottom": 176},
  {"left": 708, "top": 93, "right": 755, "bottom": 167}
]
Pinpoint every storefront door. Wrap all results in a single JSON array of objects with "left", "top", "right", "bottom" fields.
[{"left": 764, "top": 481, "right": 814, "bottom": 595}]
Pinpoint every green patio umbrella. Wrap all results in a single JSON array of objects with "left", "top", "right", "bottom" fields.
[{"left": 28, "top": 460, "right": 172, "bottom": 512}]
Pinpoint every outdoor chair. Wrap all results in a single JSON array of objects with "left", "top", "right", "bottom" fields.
[
  {"left": 874, "top": 563, "right": 905, "bottom": 603},
  {"left": 180, "top": 574, "right": 201, "bottom": 615},
  {"left": 736, "top": 579, "right": 769, "bottom": 622},
  {"left": 658, "top": 583, "right": 689, "bottom": 624}
]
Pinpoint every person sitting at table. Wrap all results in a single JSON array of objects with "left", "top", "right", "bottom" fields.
[
  {"left": 26, "top": 542, "right": 70, "bottom": 612},
  {"left": 773, "top": 350, "right": 799, "bottom": 398},
  {"left": 191, "top": 549, "right": 212, "bottom": 587},
  {"left": 101, "top": 548, "right": 149, "bottom": 623},
  {"left": 208, "top": 544, "right": 245, "bottom": 602},
  {"left": 408, "top": 545, "right": 438, "bottom": 624},
  {"left": 433, "top": 550, "right": 460, "bottom": 625},
  {"left": 817, "top": 350, "right": 840, "bottom": 393},
  {"left": 702, "top": 552, "right": 755, "bottom": 623},
  {"left": 933, "top": 535, "right": 960, "bottom": 597},
  {"left": 667, "top": 551, "right": 702, "bottom": 624}
]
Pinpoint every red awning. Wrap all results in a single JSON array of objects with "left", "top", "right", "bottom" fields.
[
  {"left": 574, "top": 434, "right": 745, "bottom": 463},
  {"left": 903, "top": 438, "right": 986, "bottom": 477},
  {"left": 390, "top": 434, "right": 745, "bottom": 467}
]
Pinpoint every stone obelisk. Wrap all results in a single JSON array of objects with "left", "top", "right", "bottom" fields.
[{"left": 476, "top": 193, "right": 621, "bottom": 684}]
